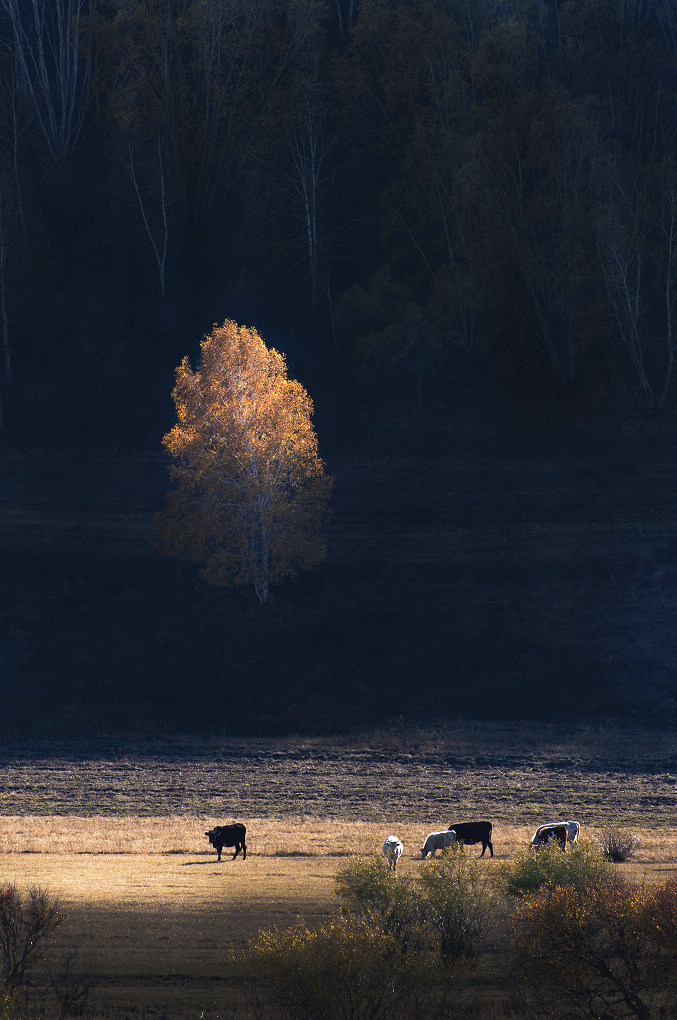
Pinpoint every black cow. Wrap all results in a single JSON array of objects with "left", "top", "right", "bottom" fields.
[
  {"left": 205, "top": 823, "right": 247, "bottom": 861},
  {"left": 446, "top": 821, "right": 493, "bottom": 857}
]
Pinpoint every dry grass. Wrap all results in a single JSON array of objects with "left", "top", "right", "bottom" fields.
[
  {"left": 1, "top": 820, "right": 675, "bottom": 1019},
  {"left": 0, "top": 815, "right": 431, "bottom": 858},
  {"left": 0, "top": 727, "right": 676, "bottom": 1016},
  {"left": 0, "top": 815, "right": 674, "bottom": 865}
]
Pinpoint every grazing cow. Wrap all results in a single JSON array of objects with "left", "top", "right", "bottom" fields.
[
  {"left": 421, "top": 829, "right": 457, "bottom": 858},
  {"left": 563, "top": 820, "right": 580, "bottom": 844},
  {"left": 205, "top": 823, "right": 247, "bottom": 861},
  {"left": 383, "top": 835, "right": 404, "bottom": 872},
  {"left": 446, "top": 820, "right": 494, "bottom": 858},
  {"left": 531, "top": 823, "right": 569, "bottom": 851}
]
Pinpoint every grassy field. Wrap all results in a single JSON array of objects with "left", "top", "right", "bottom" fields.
[{"left": 1, "top": 725, "right": 676, "bottom": 1017}]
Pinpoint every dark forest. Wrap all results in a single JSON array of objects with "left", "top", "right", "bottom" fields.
[{"left": 3, "top": 0, "right": 677, "bottom": 737}]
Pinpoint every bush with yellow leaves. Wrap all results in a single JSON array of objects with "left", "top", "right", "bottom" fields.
[
  {"left": 238, "top": 911, "right": 448, "bottom": 1020},
  {"left": 509, "top": 875, "right": 677, "bottom": 1019},
  {"left": 500, "top": 838, "right": 613, "bottom": 898}
]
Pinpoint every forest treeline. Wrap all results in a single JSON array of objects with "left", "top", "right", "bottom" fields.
[{"left": 1, "top": 0, "right": 677, "bottom": 444}]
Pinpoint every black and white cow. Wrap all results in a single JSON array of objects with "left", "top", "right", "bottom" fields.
[
  {"left": 205, "top": 823, "right": 247, "bottom": 861},
  {"left": 530, "top": 820, "right": 580, "bottom": 852},
  {"left": 530, "top": 823, "right": 569, "bottom": 851},
  {"left": 562, "top": 820, "right": 580, "bottom": 844},
  {"left": 446, "top": 821, "right": 494, "bottom": 858}
]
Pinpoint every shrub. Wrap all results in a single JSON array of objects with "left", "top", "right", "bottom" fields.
[
  {"left": 334, "top": 855, "right": 424, "bottom": 952},
  {"left": 0, "top": 885, "right": 66, "bottom": 995},
  {"left": 500, "top": 838, "right": 612, "bottom": 898},
  {"left": 418, "top": 851, "right": 491, "bottom": 963},
  {"left": 238, "top": 854, "right": 495, "bottom": 1018},
  {"left": 509, "top": 876, "right": 677, "bottom": 1018},
  {"left": 47, "top": 949, "right": 98, "bottom": 1020},
  {"left": 336, "top": 850, "right": 492, "bottom": 965},
  {"left": 645, "top": 874, "right": 677, "bottom": 946},
  {"left": 334, "top": 854, "right": 399, "bottom": 915},
  {"left": 595, "top": 826, "right": 640, "bottom": 862},
  {"left": 238, "top": 912, "right": 444, "bottom": 1020}
]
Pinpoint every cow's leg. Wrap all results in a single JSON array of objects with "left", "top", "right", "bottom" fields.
[
  {"left": 217, "top": 848, "right": 222, "bottom": 862},
  {"left": 232, "top": 844, "right": 240, "bottom": 859},
  {"left": 488, "top": 841, "right": 494, "bottom": 858},
  {"left": 243, "top": 842, "right": 247, "bottom": 860}
]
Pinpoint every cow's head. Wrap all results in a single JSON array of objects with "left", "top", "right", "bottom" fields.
[{"left": 206, "top": 829, "right": 216, "bottom": 845}]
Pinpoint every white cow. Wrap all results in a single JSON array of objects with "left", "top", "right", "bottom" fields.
[
  {"left": 421, "top": 829, "right": 457, "bottom": 858},
  {"left": 382, "top": 835, "right": 404, "bottom": 872}
]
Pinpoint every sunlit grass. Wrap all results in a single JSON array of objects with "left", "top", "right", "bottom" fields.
[
  {"left": 0, "top": 816, "right": 673, "bottom": 865},
  {"left": 1, "top": 823, "right": 674, "bottom": 1019},
  {"left": 0, "top": 725, "right": 675, "bottom": 1015}
]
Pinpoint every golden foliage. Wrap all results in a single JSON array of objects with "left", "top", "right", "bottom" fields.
[
  {"left": 158, "top": 319, "right": 333, "bottom": 602},
  {"left": 239, "top": 911, "right": 449, "bottom": 1020},
  {"left": 500, "top": 839, "right": 613, "bottom": 898},
  {"left": 509, "top": 876, "right": 677, "bottom": 1018},
  {"left": 335, "top": 851, "right": 492, "bottom": 965}
]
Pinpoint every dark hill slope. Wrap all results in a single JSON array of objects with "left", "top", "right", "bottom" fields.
[{"left": 2, "top": 429, "right": 677, "bottom": 736}]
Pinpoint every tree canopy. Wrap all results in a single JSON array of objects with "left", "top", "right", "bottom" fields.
[
  {"left": 158, "top": 319, "right": 333, "bottom": 603},
  {"left": 2, "top": 0, "right": 677, "bottom": 439}
]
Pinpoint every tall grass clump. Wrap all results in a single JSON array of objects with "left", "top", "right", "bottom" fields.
[
  {"left": 595, "top": 826, "right": 639, "bottom": 862},
  {"left": 500, "top": 839, "right": 613, "bottom": 898}
]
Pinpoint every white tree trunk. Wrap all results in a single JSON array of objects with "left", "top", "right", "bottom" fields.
[
  {"left": 126, "top": 129, "right": 169, "bottom": 298},
  {"left": 2, "top": 0, "right": 94, "bottom": 162}
]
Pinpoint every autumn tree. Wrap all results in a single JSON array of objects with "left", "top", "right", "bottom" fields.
[
  {"left": 330, "top": 2, "right": 478, "bottom": 411},
  {"left": 158, "top": 319, "right": 333, "bottom": 604},
  {"left": 253, "top": 3, "right": 333, "bottom": 315},
  {"left": 123, "top": 124, "right": 172, "bottom": 297},
  {"left": 95, "top": 0, "right": 182, "bottom": 296},
  {"left": 509, "top": 876, "right": 677, "bottom": 1019},
  {"left": 265, "top": 80, "right": 334, "bottom": 311}
]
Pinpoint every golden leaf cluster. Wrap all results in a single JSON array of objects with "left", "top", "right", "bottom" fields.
[{"left": 158, "top": 319, "right": 333, "bottom": 602}]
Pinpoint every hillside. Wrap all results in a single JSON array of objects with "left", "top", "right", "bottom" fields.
[{"left": 3, "top": 419, "right": 677, "bottom": 737}]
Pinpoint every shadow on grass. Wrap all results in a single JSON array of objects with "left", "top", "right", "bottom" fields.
[{"left": 182, "top": 859, "right": 224, "bottom": 866}]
